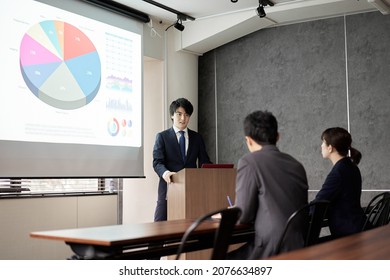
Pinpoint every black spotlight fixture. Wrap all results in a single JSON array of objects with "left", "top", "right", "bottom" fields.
[
  {"left": 231, "top": 0, "right": 238, "bottom": 2},
  {"left": 256, "top": 0, "right": 274, "bottom": 18},
  {"left": 256, "top": 4, "right": 266, "bottom": 18},
  {"left": 174, "top": 14, "right": 185, "bottom": 31}
]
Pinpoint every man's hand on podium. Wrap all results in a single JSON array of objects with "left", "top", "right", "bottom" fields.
[{"left": 163, "top": 171, "right": 176, "bottom": 184}]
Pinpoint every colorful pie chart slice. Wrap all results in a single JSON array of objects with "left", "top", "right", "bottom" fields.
[{"left": 20, "top": 20, "right": 101, "bottom": 110}]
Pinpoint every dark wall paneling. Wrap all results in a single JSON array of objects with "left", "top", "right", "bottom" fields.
[
  {"left": 198, "top": 51, "right": 217, "bottom": 162},
  {"left": 198, "top": 12, "right": 390, "bottom": 205}
]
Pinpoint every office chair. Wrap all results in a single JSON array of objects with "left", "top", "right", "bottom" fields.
[
  {"left": 275, "top": 200, "right": 330, "bottom": 255},
  {"left": 175, "top": 207, "right": 242, "bottom": 260},
  {"left": 362, "top": 192, "right": 390, "bottom": 231}
]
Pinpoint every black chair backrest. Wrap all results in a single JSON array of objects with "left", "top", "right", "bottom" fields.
[
  {"left": 275, "top": 200, "right": 330, "bottom": 255},
  {"left": 306, "top": 200, "right": 330, "bottom": 245},
  {"left": 176, "top": 207, "right": 241, "bottom": 260},
  {"left": 363, "top": 192, "right": 390, "bottom": 230},
  {"left": 364, "top": 192, "right": 390, "bottom": 215}
]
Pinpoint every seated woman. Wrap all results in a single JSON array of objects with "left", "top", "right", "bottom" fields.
[{"left": 314, "top": 127, "right": 367, "bottom": 240}]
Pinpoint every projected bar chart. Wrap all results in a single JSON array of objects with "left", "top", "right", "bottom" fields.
[{"left": 20, "top": 20, "right": 101, "bottom": 110}]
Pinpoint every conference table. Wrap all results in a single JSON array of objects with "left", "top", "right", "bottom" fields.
[
  {"left": 30, "top": 219, "right": 254, "bottom": 260},
  {"left": 268, "top": 224, "right": 390, "bottom": 260}
]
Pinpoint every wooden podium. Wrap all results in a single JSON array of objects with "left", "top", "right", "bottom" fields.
[
  {"left": 167, "top": 168, "right": 237, "bottom": 259},
  {"left": 168, "top": 168, "right": 236, "bottom": 220}
]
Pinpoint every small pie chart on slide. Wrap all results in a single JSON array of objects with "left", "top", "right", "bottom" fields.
[{"left": 20, "top": 20, "right": 101, "bottom": 110}]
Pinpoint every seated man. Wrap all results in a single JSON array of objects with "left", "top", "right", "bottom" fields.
[{"left": 228, "top": 110, "right": 309, "bottom": 259}]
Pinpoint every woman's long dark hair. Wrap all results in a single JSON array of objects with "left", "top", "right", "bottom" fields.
[{"left": 321, "top": 127, "right": 362, "bottom": 165}]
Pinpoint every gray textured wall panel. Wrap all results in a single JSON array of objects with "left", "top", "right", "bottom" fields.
[
  {"left": 198, "top": 51, "right": 217, "bottom": 162},
  {"left": 347, "top": 12, "right": 390, "bottom": 190},
  {"left": 198, "top": 12, "right": 390, "bottom": 204}
]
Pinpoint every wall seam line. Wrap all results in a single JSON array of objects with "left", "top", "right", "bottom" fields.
[
  {"left": 214, "top": 50, "right": 218, "bottom": 163},
  {"left": 344, "top": 15, "right": 350, "bottom": 133}
]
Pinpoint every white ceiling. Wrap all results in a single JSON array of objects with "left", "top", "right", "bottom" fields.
[
  {"left": 114, "top": 0, "right": 389, "bottom": 54},
  {"left": 116, "top": 0, "right": 296, "bottom": 23}
]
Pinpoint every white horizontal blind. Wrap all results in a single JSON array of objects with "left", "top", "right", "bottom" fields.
[{"left": 0, "top": 178, "right": 118, "bottom": 194}]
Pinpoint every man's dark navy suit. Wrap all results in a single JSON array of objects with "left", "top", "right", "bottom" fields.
[{"left": 153, "top": 127, "right": 211, "bottom": 221}]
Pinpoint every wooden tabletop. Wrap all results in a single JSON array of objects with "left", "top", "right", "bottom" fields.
[
  {"left": 30, "top": 219, "right": 220, "bottom": 247},
  {"left": 268, "top": 225, "right": 390, "bottom": 260},
  {"left": 30, "top": 218, "right": 254, "bottom": 259}
]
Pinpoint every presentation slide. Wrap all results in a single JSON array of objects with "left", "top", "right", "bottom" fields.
[
  {"left": 0, "top": 0, "right": 142, "bottom": 148},
  {"left": 0, "top": 0, "right": 144, "bottom": 178}
]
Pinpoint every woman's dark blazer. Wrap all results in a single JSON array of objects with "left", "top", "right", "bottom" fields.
[{"left": 315, "top": 157, "right": 366, "bottom": 237}]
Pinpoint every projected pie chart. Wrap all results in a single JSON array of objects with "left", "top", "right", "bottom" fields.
[{"left": 20, "top": 20, "right": 101, "bottom": 110}]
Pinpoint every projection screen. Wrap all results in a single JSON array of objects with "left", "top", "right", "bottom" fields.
[{"left": 0, "top": 0, "right": 145, "bottom": 178}]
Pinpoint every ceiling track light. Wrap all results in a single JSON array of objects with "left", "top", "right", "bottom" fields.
[
  {"left": 256, "top": 0, "right": 274, "bottom": 18},
  {"left": 142, "top": 0, "right": 195, "bottom": 32},
  {"left": 166, "top": 14, "right": 187, "bottom": 32},
  {"left": 256, "top": 5, "right": 266, "bottom": 18},
  {"left": 174, "top": 15, "right": 185, "bottom": 31}
]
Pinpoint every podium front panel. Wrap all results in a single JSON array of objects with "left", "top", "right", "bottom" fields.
[{"left": 167, "top": 168, "right": 236, "bottom": 220}]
